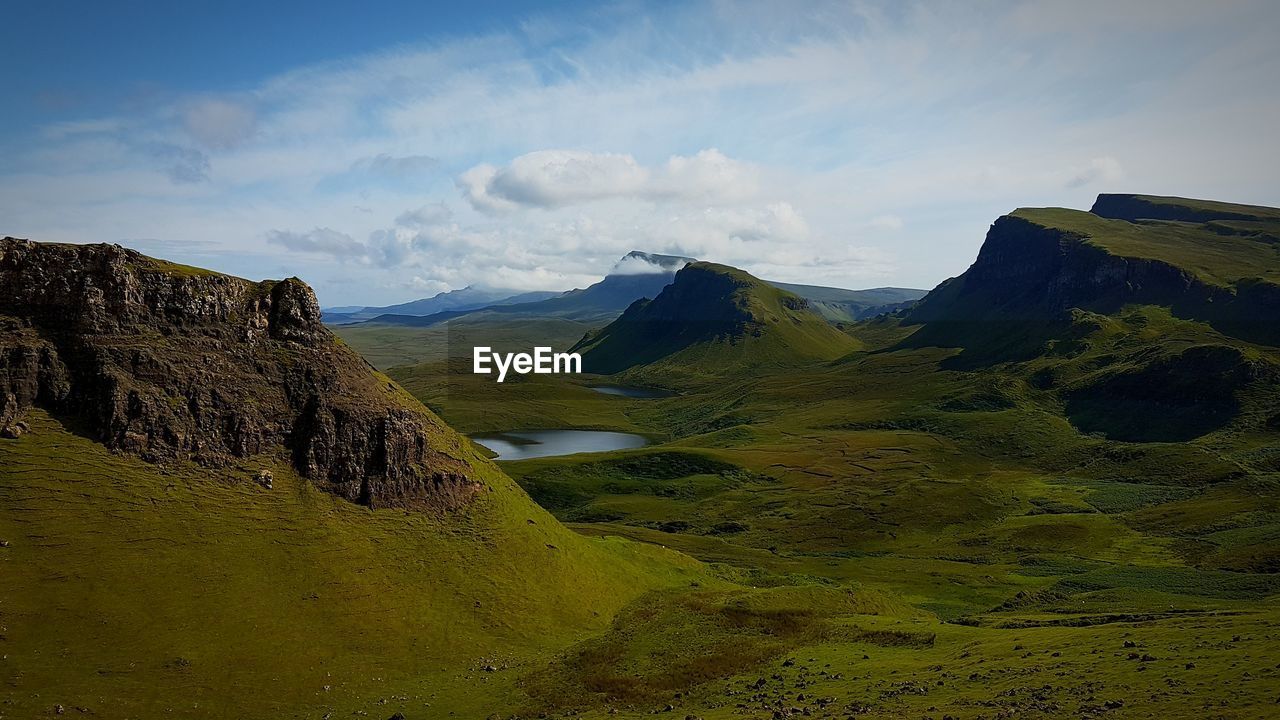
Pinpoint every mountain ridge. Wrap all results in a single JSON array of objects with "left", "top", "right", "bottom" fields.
[
  {"left": 331, "top": 250, "right": 924, "bottom": 331},
  {"left": 323, "top": 285, "right": 560, "bottom": 324}
]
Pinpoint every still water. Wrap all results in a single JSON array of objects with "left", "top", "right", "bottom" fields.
[
  {"left": 471, "top": 430, "right": 649, "bottom": 460},
  {"left": 589, "top": 385, "right": 673, "bottom": 398}
]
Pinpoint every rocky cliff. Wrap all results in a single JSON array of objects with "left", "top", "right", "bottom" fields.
[
  {"left": 907, "top": 196, "right": 1280, "bottom": 347},
  {"left": 0, "top": 237, "right": 482, "bottom": 510}
]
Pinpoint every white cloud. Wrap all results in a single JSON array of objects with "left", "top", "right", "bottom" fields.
[
  {"left": 181, "top": 98, "right": 256, "bottom": 150},
  {"left": 459, "top": 148, "right": 760, "bottom": 213},
  {"left": 458, "top": 164, "right": 520, "bottom": 214},
  {"left": 1064, "top": 156, "right": 1124, "bottom": 189},
  {"left": 610, "top": 253, "right": 691, "bottom": 275},
  {"left": 406, "top": 275, "right": 451, "bottom": 295}
]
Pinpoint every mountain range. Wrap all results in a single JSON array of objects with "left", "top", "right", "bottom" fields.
[
  {"left": 325, "top": 249, "right": 926, "bottom": 328},
  {"left": 321, "top": 285, "right": 560, "bottom": 324}
]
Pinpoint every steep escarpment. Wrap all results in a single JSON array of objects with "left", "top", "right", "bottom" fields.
[
  {"left": 571, "top": 262, "right": 857, "bottom": 375},
  {"left": 0, "top": 237, "right": 482, "bottom": 510},
  {"left": 907, "top": 199, "right": 1280, "bottom": 349}
]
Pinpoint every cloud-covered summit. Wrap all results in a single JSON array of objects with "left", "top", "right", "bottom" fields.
[{"left": 611, "top": 251, "right": 696, "bottom": 276}]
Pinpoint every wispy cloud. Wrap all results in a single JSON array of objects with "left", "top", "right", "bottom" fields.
[{"left": 1, "top": 0, "right": 1277, "bottom": 305}]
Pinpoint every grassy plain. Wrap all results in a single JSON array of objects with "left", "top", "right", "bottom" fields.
[{"left": 372, "top": 278, "right": 1280, "bottom": 717}]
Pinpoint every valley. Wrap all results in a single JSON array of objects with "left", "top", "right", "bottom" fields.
[
  {"left": 3, "top": 194, "right": 1279, "bottom": 718},
  {"left": 372, "top": 194, "right": 1280, "bottom": 717}
]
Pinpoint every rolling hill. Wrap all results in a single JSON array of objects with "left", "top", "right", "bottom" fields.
[{"left": 571, "top": 261, "right": 860, "bottom": 376}]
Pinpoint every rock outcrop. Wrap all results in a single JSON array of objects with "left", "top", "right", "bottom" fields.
[
  {"left": 907, "top": 198, "right": 1280, "bottom": 347},
  {"left": 0, "top": 237, "right": 482, "bottom": 510}
]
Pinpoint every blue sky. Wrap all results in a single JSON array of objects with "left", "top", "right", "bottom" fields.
[{"left": 2, "top": 0, "right": 1277, "bottom": 306}]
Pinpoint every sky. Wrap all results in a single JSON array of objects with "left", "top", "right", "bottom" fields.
[{"left": 2, "top": 0, "right": 1278, "bottom": 307}]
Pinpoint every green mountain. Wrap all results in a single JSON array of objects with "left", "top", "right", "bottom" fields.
[
  {"left": 571, "top": 261, "right": 860, "bottom": 376},
  {"left": 903, "top": 194, "right": 1280, "bottom": 441}
]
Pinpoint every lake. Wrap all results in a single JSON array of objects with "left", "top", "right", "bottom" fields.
[
  {"left": 589, "top": 385, "right": 673, "bottom": 398},
  {"left": 471, "top": 429, "right": 649, "bottom": 460}
]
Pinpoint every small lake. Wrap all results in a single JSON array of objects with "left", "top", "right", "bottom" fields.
[
  {"left": 589, "top": 385, "right": 673, "bottom": 398},
  {"left": 471, "top": 430, "right": 649, "bottom": 460}
]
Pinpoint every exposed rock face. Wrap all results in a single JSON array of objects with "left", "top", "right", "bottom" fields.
[
  {"left": 0, "top": 237, "right": 482, "bottom": 511},
  {"left": 913, "top": 215, "right": 1198, "bottom": 318},
  {"left": 908, "top": 208, "right": 1280, "bottom": 347}
]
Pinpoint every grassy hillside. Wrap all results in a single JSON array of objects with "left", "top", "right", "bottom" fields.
[
  {"left": 573, "top": 262, "right": 859, "bottom": 378},
  {"left": 374, "top": 318, "right": 1280, "bottom": 716},
  {"left": 1011, "top": 206, "right": 1280, "bottom": 286},
  {"left": 0, "top": 411, "right": 709, "bottom": 718}
]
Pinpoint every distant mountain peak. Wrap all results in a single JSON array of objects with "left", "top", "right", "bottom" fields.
[{"left": 612, "top": 250, "right": 696, "bottom": 275}]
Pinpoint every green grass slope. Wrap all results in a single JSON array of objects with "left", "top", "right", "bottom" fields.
[
  {"left": 1011, "top": 206, "right": 1280, "bottom": 286},
  {"left": 572, "top": 262, "right": 859, "bottom": 379},
  {"left": 0, "top": 411, "right": 707, "bottom": 719}
]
